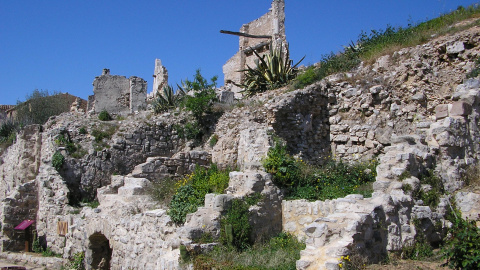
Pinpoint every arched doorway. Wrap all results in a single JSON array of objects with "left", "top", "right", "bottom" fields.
[{"left": 87, "top": 233, "right": 112, "bottom": 270}]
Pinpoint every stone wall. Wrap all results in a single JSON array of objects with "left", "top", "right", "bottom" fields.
[
  {"left": 130, "top": 151, "right": 211, "bottom": 181},
  {"left": 1, "top": 180, "right": 37, "bottom": 252},
  {"left": 89, "top": 69, "right": 147, "bottom": 114}
]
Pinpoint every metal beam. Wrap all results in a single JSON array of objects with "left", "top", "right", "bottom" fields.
[{"left": 220, "top": 30, "right": 272, "bottom": 39}]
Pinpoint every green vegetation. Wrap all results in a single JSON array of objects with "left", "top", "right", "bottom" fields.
[
  {"left": 167, "top": 164, "right": 230, "bottom": 224},
  {"left": 52, "top": 151, "right": 65, "bottom": 171},
  {"left": 209, "top": 134, "right": 219, "bottom": 147},
  {"left": 79, "top": 126, "right": 87, "bottom": 135},
  {"left": 403, "top": 170, "right": 444, "bottom": 210},
  {"left": 32, "top": 233, "right": 62, "bottom": 258},
  {"left": 292, "top": 5, "right": 480, "bottom": 90},
  {"left": 401, "top": 219, "right": 433, "bottom": 261},
  {"left": 466, "top": 56, "right": 480, "bottom": 79},
  {"left": 67, "top": 252, "right": 85, "bottom": 270},
  {"left": 220, "top": 198, "right": 253, "bottom": 251},
  {"left": 263, "top": 138, "right": 377, "bottom": 201},
  {"left": 147, "top": 177, "right": 178, "bottom": 206},
  {"left": 0, "top": 120, "right": 16, "bottom": 150},
  {"left": 84, "top": 200, "right": 100, "bottom": 208},
  {"left": 442, "top": 215, "right": 480, "bottom": 270},
  {"left": 191, "top": 232, "right": 305, "bottom": 270},
  {"left": 15, "top": 89, "right": 72, "bottom": 125},
  {"left": 98, "top": 110, "right": 113, "bottom": 121},
  {"left": 91, "top": 124, "right": 117, "bottom": 151},
  {"left": 237, "top": 43, "right": 304, "bottom": 97},
  {"left": 153, "top": 85, "right": 186, "bottom": 113}
]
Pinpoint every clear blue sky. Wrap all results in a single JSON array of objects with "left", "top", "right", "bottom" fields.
[{"left": 1, "top": 0, "right": 479, "bottom": 105}]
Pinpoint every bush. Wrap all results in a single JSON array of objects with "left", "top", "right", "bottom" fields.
[
  {"left": 68, "top": 252, "right": 85, "bottom": 270},
  {"left": 79, "top": 127, "right": 87, "bottom": 135},
  {"left": 15, "top": 89, "right": 71, "bottom": 125},
  {"left": 168, "top": 185, "right": 201, "bottom": 224},
  {"left": 209, "top": 134, "right": 219, "bottom": 147},
  {"left": 263, "top": 138, "right": 377, "bottom": 201},
  {"left": 168, "top": 164, "right": 231, "bottom": 224},
  {"left": 52, "top": 151, "right": 65, "bottom": 171},
  {"left": 98, "top": 110, "right": 113, "bottom": 121},
  {"left": 193, "top": 232, "right": 305, "bottom": 270},
  {"left": 220, "top": 198, "right": 252, "bottom": 251},
  {"left": 147, "top": 178, "right": 178, "bottom": 206},
  {"left": 442, "top": 216, "right": 480, "bottom": 270}
]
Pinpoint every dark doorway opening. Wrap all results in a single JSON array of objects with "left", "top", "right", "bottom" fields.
[{"left": 87, "top": 233, "right": 112, "bottom": 270}]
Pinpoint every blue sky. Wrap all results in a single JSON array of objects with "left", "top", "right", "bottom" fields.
[{"left": 1, "top": 0, "right": 479, "bottom": 105}]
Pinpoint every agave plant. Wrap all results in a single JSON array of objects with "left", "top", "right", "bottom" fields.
[
  {"left": 237, "top": 43, "right": 305, "bottom": 97},
  {"left": 153, "top": 85, "right": 184, "bottom": 113}
]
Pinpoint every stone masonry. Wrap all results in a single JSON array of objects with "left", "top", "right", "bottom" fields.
[{"left": 88, "top": 69, "right": 147, "bottom": 114}]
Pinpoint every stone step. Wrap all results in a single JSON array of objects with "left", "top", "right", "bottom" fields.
[
  {"left": 118, "top": 185, "right": 147, "bottom": 196},
  {"left": 123, "top": 177, "right": 150, "bottom": 188}
]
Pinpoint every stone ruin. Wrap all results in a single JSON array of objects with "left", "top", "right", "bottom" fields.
[
  {"left": 151, "top": 59, "right": 169, "bottom": 98},
  {"left": 88, "top": 69, "right": 148, "bottom": 115},
  {"left": 222, "top": 0, "right": 287, "bottom": 97},
  {"left": 2, "top": 4, "right": 480, "bottom": 270}
]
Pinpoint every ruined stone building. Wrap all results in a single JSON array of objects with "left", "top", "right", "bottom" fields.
[
  {"left": 88, "top": 69, "right": 148, "bottom": 114},
  {"left": 151, "top": 59, "right": 168, "bottom": 97},
  {"left": 223, "top": 0, "right": 287, "bottom": 97}
]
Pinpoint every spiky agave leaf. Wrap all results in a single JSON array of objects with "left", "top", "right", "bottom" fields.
[{"left": 237, "top": 42, "right": 304, "bottom": 97}]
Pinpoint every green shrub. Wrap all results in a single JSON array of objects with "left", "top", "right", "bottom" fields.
[
  {"left": 193, "top": 232, "right": 305, "bottom": 270},
  {"left": 263, "top": 138, "right": 300, "bottom": 188},
  {"left": 79, "top": 127, "right": 87, "bottom": 135},
  {"left": 32, "top": 232, "right": 42, "bottom": 253},
  {"left": 98, "top": 110, "right": 113, "bottom": 121},
  {"left": 220, "top": 198, "right": 252, "bottom": 251},
  {"left": 184, "top": 88, "right": 217, "bottom": 120},
  {"left": 68, "top": 252, "right": 85, "bottom": 270},
  {"left": 15, "top": 89, "right": 71, "bottom": 125},
  {"left": 0, "top": 121, "right": 16, "bottom": 149},
  {"left": 91, "top": 125, "right": 116, "bottom": 143},
  {"left": 442, "top": 216, "right": 480, "bottom": 270},
  {"left": 263, "top": 138, "right": 377, "bottom": 201},
  {"left": 168, "top": 185, "right": 201, "bottom": 224},
  {"left": 52, "top": 151, "right": 65, "bottom": 171},
  {"left": 209, "top": 134, "right": 219, "bottom": 147},
  {"left": 168, "top": 165, "right": 230, "bottom": 224}
]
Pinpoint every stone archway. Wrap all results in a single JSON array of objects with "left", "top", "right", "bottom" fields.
[{"left": 86, "top": 232, "right": 112, "bottom": 270}]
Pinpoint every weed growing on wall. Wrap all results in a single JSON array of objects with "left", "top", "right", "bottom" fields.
[
  {"left": 167, "top": 164, "right": 230, "bottom": 224},
  {"left": 263, "top": 138, "right": 377, "bottom": 201},
  {"left": 98, "top": 110, "right": 113, "bottom": 121},
  {"left": 52, "top": 151, "right": 65, "bottom": 171}
]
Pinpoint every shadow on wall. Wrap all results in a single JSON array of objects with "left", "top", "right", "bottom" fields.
[{"left": 86, "top": 232, "right": 112, "bottom": 270}]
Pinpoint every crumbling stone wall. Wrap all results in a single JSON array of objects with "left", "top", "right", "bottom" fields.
[
  {"left": 88, "top": 69, "right": 147, "bottom": 114},
  {"left": 1, "top": 180, "right": 37, "bottom": 252},
  {"left": 151, "top": 59, "right": 168, "bottom": 97},
  {"left": 223, "top": 0, "right": 287, "bottom": 97}
]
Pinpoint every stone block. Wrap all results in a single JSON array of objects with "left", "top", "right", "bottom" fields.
[
  {"left": 449, "top": 101, "right": 471, "bottom": 116},
  {"left": 435, "top": 104, "right": 449, "bottom": 120},
  {"left": 446, "top": 41, "right": 465, "bottom": 54}
]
